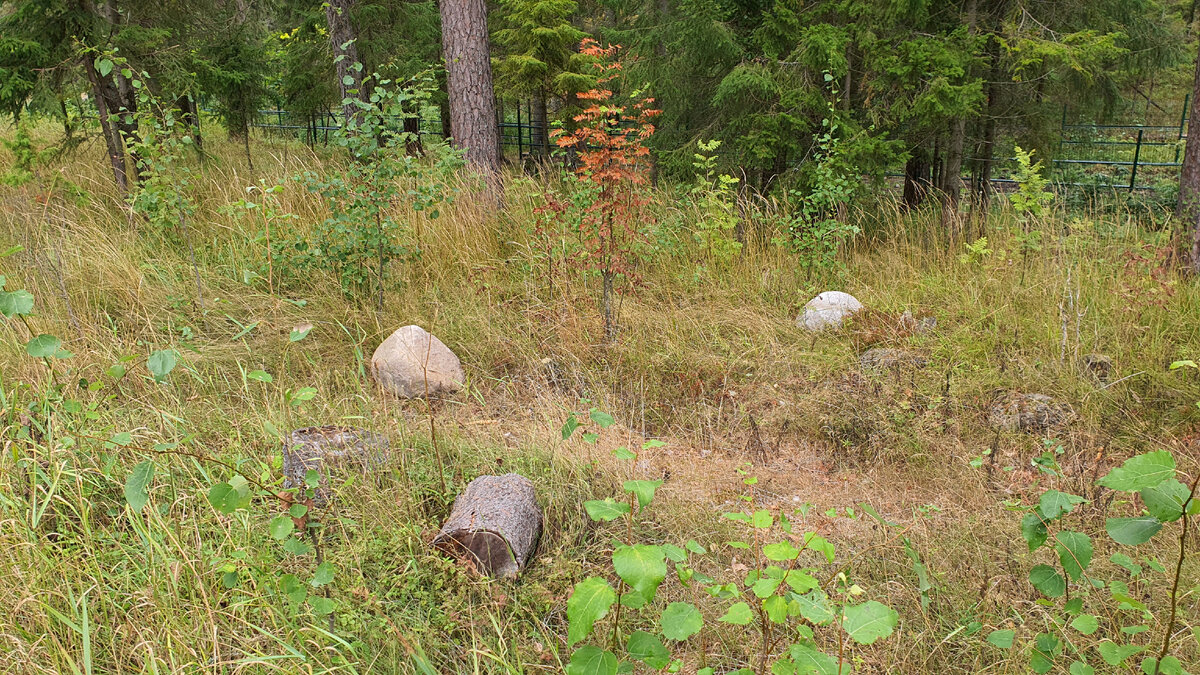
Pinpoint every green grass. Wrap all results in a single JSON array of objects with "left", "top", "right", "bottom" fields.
[{"left": 1, "top": 121, "right": 1198, "bottom": 673}]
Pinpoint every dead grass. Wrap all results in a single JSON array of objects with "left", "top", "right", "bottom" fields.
[{"left": 1, "top": 120, "right": 1198, "bottom": 673}]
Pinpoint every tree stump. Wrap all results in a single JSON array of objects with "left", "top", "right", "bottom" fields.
[
  {"left": 432, "top": 473, "right": 542, "bottom": 578},
  {"left": 282, "top": 426, "right": 389, "bottom": 508}
]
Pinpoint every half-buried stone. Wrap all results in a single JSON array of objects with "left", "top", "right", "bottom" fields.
[
  {"left": 859, "top": 347, "right": 927, "bottom": 371},
  {"left": 433, "top": 473, "right": 543, "bottom": 578},
  {"left": 371, "top": 325, "right": 465, "bottom": 398},
  {"left": 987, "top": 392, "right": 1074, "bottom": 433},
  {"left": 282, "top": 426, "right": 389, "bottom": 508},
  {"left": 797, "top": 291, "right": 863, "bottom": 331}
]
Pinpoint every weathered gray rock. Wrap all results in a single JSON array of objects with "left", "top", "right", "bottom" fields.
[
  {"left": 797, "top": 291, "right": 863, "bottom": 331},
  {"left": 282, "top": 426, "right": 389, "bottom": 508},
  {"left": 988, "top": 393, "right": 1073, "bottom": 433},
  {"left": 433, "top": 473, "right": 543, "bottom": 578},
  {"left": 1083, "top": 354, "right": 1113, "bottom": 382},
  {"left": 860, "top": 348, "right": 927, "bottom": 371},
  {"left": 371, "top": 325, "right": 465, "bottom": 398},
  {"left": 900, "top": 310, "right": 938, "bottom": 334}
]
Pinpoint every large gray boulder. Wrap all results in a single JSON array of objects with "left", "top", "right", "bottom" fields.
[
  {"left": 371, "top": 325, "right": 465, "bottom": 398},
  {"left": 797, "top": 291, "right": 863, "bottom": 331},
  {"left": 988, "top": 392, "right": 1073, "bottom": 433}
]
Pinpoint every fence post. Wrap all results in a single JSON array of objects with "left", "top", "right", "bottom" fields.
[
  {"left": 1182, "top": 93, "right": 1191, "bottom": 141},
  {"left": 1129, "top": 128, "right": 1143, "bottom": 193},
  {"left": 516, "top": 103, "right": 523, "bottom": 161}
]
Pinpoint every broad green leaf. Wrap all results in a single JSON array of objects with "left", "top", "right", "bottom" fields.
[
  {"left": 269, "top": 514, "right": 295, "bottom": 539},
  {"left": 567, "top": 577, "right": 616, "bottom": 646},
  {"left": 1039, "top": 490, "right": 1086, "bottom": 519},
  {"left": 1098, "top": 451, "right": 1175, "bottom": 492},
  {"left": 719, "top": 602, "right": 754, "bottom": 625},
  {"left": 1070, "top": 614, "right": 1099, "bottom": 635},
  {"left": 1141, "top": 479, "right": 1189, "bottom": 522},
  {"left": 0, "top": 288, "right": 34, "bottom": 317},
  {"left": 627, "top": 631, "right": 670, "bottom": 669},
  {"left": 1069, "top": 662, "right": 1094, "bottom": 675},
  {"left": 623, "top": 480, "right": 663, "bottom": 509},
  {"left": 208, "top": 480, "right": 250, "bottom": 514},
  {"left": 1106, "top": 517, "right": 1163, "bottom": 546},
  {"left": 147, "top": 349, "right": 178, "bottom": 381},
  {"left": 1021, "top": 510, "right": 1049, "bottom": 551},
  {"left": 751, "top": 577, "right": 781, "bottom": 598},
  {"left": 1097, "top": 642, "right": 1142, "bottom": 666},
  {"left": 289, "top": 503, "right": 308, "bottom": 518},
  {"left": 613, "top": 446, "right": 636, "bottom": 460},
  {"left": 97, "top": 58, "right": 113, "bottom": 77},
  {"left": 283, "top": 537, "right": 312, "bottom": 555},
  {"left": 764, "top": 595, "right": 788, "bottom": 624},
  {"left": 1031, "top": 633, "right": 1060, "bottom": 674},
  {"left": 1055, "top": 531, "right": 1093, "bottom": 581},
  {"left": 589, "top": 409, "right": 616, "bottom": 428},
  {"left": 1140, "top": 656, "right": 1183, "bottom": 675},
  {"left": 841, "top": 600, "right": 898, "bottom": 645},
  {"left": 289, "top": 325, "right": 311, "bottom": 341},
  {"left": 763, "top": 541, "right": 801, "bottom": 561},
  {"left": 1110, "top": 552, "right": 1142, "bottom": 575},
  {"left": 562, "top": 413, "right": 580, "bottom": 440},
  {"left": 25, "top": 334, "right": 61, "bottom": 358},
  {"left": 310, "top": 596, "right": 335, "bottom": 615},
  {"left": 613, "top": 545, "right": 666, "bottom": 604},
  {"left": 1029, "top": 565, "right": 1066, "bottom": 598},
  {"left": 987, "top": 629, "right": 1015, "bottom": 648},
  {"left": 279, "top": 574, "right": 306, "bottom": 603},
  {"left": 783, "top": 571, "right": 819, "bottom": 594},
  {"left": 584, "top": 499, "right": 631, "bottom": 522},
  {"left": 310, "top": 561, "right": 335, "bottom": 587},
  {"left": 751, "top": 509, "right": 773, "bottom": 529},
  {"left": 791, "top": 589, "right": 835, "bottom": 625},
  {"left": 788, "top": 642, "right": 844, "bottom": 675},
  {"left": 660, "top": 601, "right": 702, "bottom": 641},
  {"left": 567, "top": 646, "right": 617, "bottom": 675},
  {"left": 124, "top": 460, "right": 154, "bottom": 513},
  {"left": 247, "top": 369, "right": 273, "bottom": 383}
]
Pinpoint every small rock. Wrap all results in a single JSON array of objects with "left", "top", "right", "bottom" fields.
[
  {"left": 1083, "top": 354, "right": 1113, "bottom": 382},
  {"left": 859, "top": 347, "right": 927, "bottom": 371},
  {"left": 797, "top": 291, "right": 863, "bottom": 331},
  {"left": 282, "top": 426, "right": 389, "bottom": 508},
  {"left": 988, "top": 393, "right": 1073, "bottom": 433},
  {"left": 900, "top": 310, "right": 937, "bottom": 334},
  {"left": 371, "top": 325, "right": 465, "bottom": 398}
]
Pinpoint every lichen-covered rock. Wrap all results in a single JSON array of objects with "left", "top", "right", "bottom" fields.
[
  {"left": 433, "top": 473, "right": 543, "bottom": 578},
  {"left": 988, "top": 393, "right": 1073, "bottom": 433},
  {"left": 859, "top": 348, "right": 927, "bottom": 371},
  {"left": 1083, "top": 354, "right": 1113, "bottom": 382},
  {"left": 371, "top": 325, "right": 465, "bottom": 398},
  {"left": 282, "top": 426, "right": 389, "bottom": 508},
  {"left": 797, "top": 291, "right": 863, "bottom": 331}
]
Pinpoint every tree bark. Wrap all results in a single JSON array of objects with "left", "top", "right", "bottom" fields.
[
  {"left": 531, "top": 90, "right": 549, "bottom": 155},
  {"left": 903, "top": 153, "right": 930, "bottom": 209},
  {"left": 433, "top": 473, "right": 542, "bottom": 578},
  {"left": 325, "top": 0, "right": 365, "bottom": 131},
  {"left": 942, "top": 0, "right": 976, "bottom": 239},
  {"left": 439, "top": 0, "right": 502, "bottom": 192},
  {"left": 82, "top": 56, "right": 128, "bottom": 195},
  {"left": 1180, "top": 39, "right": 1200, "bottom": 271}
]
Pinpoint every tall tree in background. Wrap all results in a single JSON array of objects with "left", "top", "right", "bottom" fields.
[
  {"left": 325, "top": 0, "right": 366, "bottom": 128},
  {"left": 493, "top": 0, "right": 589, "bottom": 156},
  {"left": 1181, "top": 37, "right": 1200, "bottom": 270},
  {"left": 439, "top": 0, "right": 501, "bottom": 187}
]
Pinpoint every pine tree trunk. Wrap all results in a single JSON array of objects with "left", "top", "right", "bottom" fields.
[
  {"left": 942, "top": 0, "right": 976, "bottom": 239},
  {"left": 439, "top": 0, "right": 502, "bottom": 191},
  {"left": 1180, "top": 39, "right": 1200, "bottom": 271},
  {"left": 325, "top": 0, "right": 365, "bottom": 130},
  {"left": 82, "top": 56, "right": 128, "bottom": 195},
  {"left": 531, "top": 91, "right": 549, "bottom": 156},
  {"left": 903, "top": 154, "right": 929, "bottom": 209}
]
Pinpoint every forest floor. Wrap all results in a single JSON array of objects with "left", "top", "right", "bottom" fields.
[{"left": 1, "top": 127, "right": 1199, "bottom": 673}]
